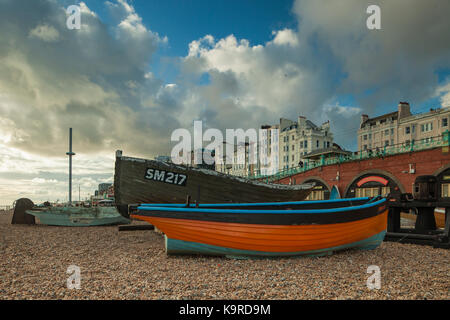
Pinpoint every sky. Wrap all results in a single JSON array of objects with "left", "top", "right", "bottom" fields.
[{"left": 0, "top": 0, "right": 449, "bottom": 204}]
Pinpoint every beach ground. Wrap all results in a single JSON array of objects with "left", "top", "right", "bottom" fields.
[{"left": 0, "top": 211, "right": 448, "bottom": 300}]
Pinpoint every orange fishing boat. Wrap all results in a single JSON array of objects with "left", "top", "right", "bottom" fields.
[{"left": 131, "top": 197, "right": 388, "bottom": 258}]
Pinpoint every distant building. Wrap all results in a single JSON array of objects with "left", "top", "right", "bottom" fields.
[
  {"left": 215, "top": 142, "right": 250, "bottom": 177},
  {"left": 279, "top": 117, "right": 334, "bottom": 171},
  {"left": 155, "top": 155, "right": 171, "bottom": 162},
  {"left": 358, "top": 102, "right": 450, "bottom": 151},
  {"left": 98, "top": 183, "right": 112, "bottom": 196},
  {"left": 249, "top": 124, "right": 279, "bottom": 177},
  {"left": 189, "top": 149, "right": 215, "bottom": 170},
  {"left": 231, "top": 142, "right": 250, "bottom": 177},
  {"left": 302, "top": 143, "right": 351, "bottom": 162},
  {"left": 215, "top": 142, "right": 232, "bottom": 175}
]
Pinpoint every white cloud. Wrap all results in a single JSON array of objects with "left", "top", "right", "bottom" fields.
[
  {"left": 29, "top": 24, "right": 60, "bottom": 42},
  {"left": 270, "top": 29, "right": 299, "bottom": 47},
  {"left": 435, "top": 81, "right": 450, "bottom": 108}
]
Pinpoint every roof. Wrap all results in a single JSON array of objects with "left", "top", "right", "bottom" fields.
[
  {"left": 306, "top": 120, "right": 318, "bottom": 129},
  {"left": 361, "top": 111, "right": 398, "bottom": 128},
  {"left": 303, "top": 146, "right": 352, "bottom": 159}
]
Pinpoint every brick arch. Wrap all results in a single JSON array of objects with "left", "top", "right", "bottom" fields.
[
  {"left": 298, "top": 176, "right": 331, "bottom": 192},
  {"left": 433, "top": 163, "right": 450, "bottom": 177},
  {"left": 343, "top": 169, "right": 406, "bottom": 197}
]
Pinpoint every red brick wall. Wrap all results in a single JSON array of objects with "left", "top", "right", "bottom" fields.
[{"left": 277, "top": 147, "right": 450, "bottom": 196}]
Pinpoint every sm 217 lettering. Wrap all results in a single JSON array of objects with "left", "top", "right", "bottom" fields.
[{"left": 144, "top": 168, "right": 187, "bottom": 186}]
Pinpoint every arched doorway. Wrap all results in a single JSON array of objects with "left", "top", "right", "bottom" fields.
[
  {"left": 345, "top": 172, "right": 403, "bottom": 198},
  {"left": 301, "top": 178, "right": 331, "bottom": 200},
  {"left": 435, "top": 166, "right": 450, "bottom": 200}
]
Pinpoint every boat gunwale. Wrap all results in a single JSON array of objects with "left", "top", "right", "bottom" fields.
[
  {"left": 136, "top": 198, "right": 386, "bottom": 215},
  {"left": 138, "top": 197, "right": 372, "bottom": 208}
]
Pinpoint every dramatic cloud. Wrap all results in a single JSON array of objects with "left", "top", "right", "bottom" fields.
[
  {"left": 293, "top": 0, "right": 450, "bottom": 110},
  {"left": 0, "top": 0, "right": 174, "bottom": 159},
  {"left": 0, "top": 0, "right": 449, "bottom": 203},
  {"left": 178, "top": 0, "right": 450, "bottom": 149}
]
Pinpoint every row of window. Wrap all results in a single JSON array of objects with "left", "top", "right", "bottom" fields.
[
  {"left": 362, "top": 118, "right": 448, "bottom": 140},
  {"left": 355, "top": 187, "right": 391, "bottom": 197},
  {"left": 283, "top": 140, "right": 331, "bottom": 152},
  {"left": 282, "top": 131, "right": 329, "bottom": 143},
  {"left": 363, "top": 128, "right": 394, "bottom": 141}
]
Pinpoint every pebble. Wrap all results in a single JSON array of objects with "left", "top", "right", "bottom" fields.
[{"left": 0, "top": 211, "right": 448, "bottom": 300}]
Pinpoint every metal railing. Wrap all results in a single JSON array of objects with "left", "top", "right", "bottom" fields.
[{"left": 248, "top": 130, "right": 450, "bottom": 183}]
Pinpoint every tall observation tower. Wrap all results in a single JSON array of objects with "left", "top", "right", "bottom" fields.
[{"left": 66, "top": 128, "right": 76, "bottom": 205}]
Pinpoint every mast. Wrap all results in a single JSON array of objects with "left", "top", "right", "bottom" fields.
[{"left": 66, "top": 128, "right": 76, "bottom": 205}]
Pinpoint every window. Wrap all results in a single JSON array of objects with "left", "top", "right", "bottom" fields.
[
  {"left": 300, "top": 141, "right": 303, "bottom": 148},
  {"left": 316, "top": 140, "right": 319, "bottom": 148},
  {"left": 405, "top": 126, "right": 410, "bottom": 134},
  {"left": 412, "top": 125, "right": 415, "bottom": 133},
  {"left": 292, "top": 145, "right": 294, "bottom": 151},
  {"left": 442, "top": 183, "right": 450, "bottom": 198},
  {"left": 356, "top": 187, "right": 380, "bottom": 198},
  {"left": 385, "top": 140, "right": 389, "bottom": 146},
  {"left": 286, "top": 146, "right": 289, "bottom": 151},
  {"left": 292, "top": 155, "right": 294, "bottom": 161},
  {"left": 306, "top": 190, "right": 325, "bottom": 201},
  {"left": 292, "top": 135, "right": 295, "bottom": 140},
  {"left": 443, "top": 118, "right": 448, "bottom": 127},
  {"left": 327, "top": 141, "right": 330, "bottom": 148},
  {"left": 304, "top": 141, "right": 308, "bottom": 148},
  {"left": 363, "top": 145, "right": 368, "bottom": 150},
  {"left": 385, "top": 129, "right": 389, "bottom": 135},
  {"left": 287, "top": 136, "right": 289, "bottom": 142},
  {"left": 421, "top": 122, "right": 433, "bottom": 132},
  {"left": 364, "top": 135, "right": 367, "bottom": 141},
  {"left": 391, "top": 128, "right": 394, "bottom": 135}
]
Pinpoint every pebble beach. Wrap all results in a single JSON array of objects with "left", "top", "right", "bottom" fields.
[{"left": 0, "top": 210, "right": 449, "bottom": 300}]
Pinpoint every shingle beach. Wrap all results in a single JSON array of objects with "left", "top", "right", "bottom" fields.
[{"left": 0, "top": 211, "right": 448, "bottom": 300}]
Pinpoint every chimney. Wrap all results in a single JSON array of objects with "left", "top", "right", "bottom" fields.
[
  {"left": 398, "top": 102, "right": 411, "bottom": 119},
  {"left": 298, "top": 116, "right": 306, "bottom": 128},
  {"left": 361, "top": 114, "right": 369, "bottom": 126}
]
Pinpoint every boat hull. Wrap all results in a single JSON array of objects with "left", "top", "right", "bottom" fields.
[
  {"left": 114, "top": 152, "right": 313, "bottom": 217},
  {"left": 26, "top": 207, "right": 131, "bottom": 227},
  {"left": 132, "top": 198, "right": 388, "bottom": 257},
  {"left": 165, "top": 231, "right": 386, "bottom": 258}
]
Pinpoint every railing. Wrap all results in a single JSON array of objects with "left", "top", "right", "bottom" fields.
[
  {"left": 248, "top": 130, "right": 450, "bottom": 183},
  {"left": 0, "top": 205, "right": 12, "bottom": 211}
]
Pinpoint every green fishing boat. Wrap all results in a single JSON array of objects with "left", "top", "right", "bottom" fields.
[{"left": 26, "top": 206, "right": 130, "bottom": 227}]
